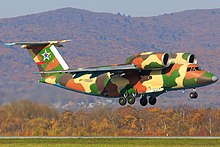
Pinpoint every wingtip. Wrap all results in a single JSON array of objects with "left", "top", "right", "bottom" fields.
[
  {"left": 4, "top": 42, "right": 16, "bottom": 46},
  {"left": 47, "top": 39, "right": 72, "bottom": 44},
  {"left": 34, "top": 71, "right": 44, "bottom": 74},
  {"left": 59, "top": 39, "right": 72, "bottom": 43}
]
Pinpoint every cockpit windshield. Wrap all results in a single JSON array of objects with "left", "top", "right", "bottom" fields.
[{"left": 187, "top": 66, "right": 202, "bottom": 72}]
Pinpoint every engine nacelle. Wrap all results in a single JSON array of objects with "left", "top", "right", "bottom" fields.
[
  {"left": 171, "top": 53, "right": 197, "bottom": 64},
  {"left": 125, "top": 52, "right": 171, "bottom": 70}
]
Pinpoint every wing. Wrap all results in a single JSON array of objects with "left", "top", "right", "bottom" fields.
[{"left": 36, "top": 64, "right": 137, "bottom": 74}]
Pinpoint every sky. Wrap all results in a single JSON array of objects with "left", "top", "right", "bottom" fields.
[{"left": 0, "top": 0, "right": 220, "bottom": 18}]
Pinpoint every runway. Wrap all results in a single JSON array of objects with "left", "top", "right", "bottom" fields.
[{"left": 0, "top": 136, "right": 220, "bottom": 139}]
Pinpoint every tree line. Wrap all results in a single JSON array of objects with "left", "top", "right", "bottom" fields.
[{"left": 0, "top": 100, "right": 220, "bottom": 136}]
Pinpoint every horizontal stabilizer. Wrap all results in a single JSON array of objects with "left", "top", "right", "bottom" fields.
[{"left": 5, "top": 39, "right": 71, "bottom": 47}]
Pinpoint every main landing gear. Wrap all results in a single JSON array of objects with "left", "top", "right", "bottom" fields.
[
  {"left": 149, "top": 96, "right": 157, "bottom": 105},
  {"left": 140, "top": 95, "right": 157, "bottom": 106},
  {"left": 119, "top": 97, "right": 127, "bottom": 106},
  {"left": 119, "top": 93, "right": 136, "bottom": 106},
  {"left": 119, "top": 93, "right": 158, "bottom": 106},
  {"left": 140, "top": 95, "right": 148, "bottom": 106}
]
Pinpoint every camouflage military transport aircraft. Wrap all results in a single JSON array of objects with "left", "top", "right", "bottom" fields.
[{"left": 6, "top": 40, "right": 218, "bottom": 106}]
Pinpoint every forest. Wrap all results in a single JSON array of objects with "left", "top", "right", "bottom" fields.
[{"left": 0, "top": 100, "right": 220, "bottom": 136}]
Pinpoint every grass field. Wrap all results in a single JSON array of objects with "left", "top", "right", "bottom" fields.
[{"left": 0, "top": 138, "right": 220, "bottom": 147}]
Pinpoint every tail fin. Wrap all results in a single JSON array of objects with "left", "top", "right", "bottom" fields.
[{"left": 6, "top": 40, "right": 70, "bottom": 76}]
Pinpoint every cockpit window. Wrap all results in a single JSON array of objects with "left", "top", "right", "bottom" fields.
[
  {"left": 195, "top": 67, "right": 201, "bottom": 70},
  {"left": 187, "top": 67, "right": 201, "bottom": 72}
]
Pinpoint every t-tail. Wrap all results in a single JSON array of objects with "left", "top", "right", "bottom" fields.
[{"left": 5, "top": 40, "right": 70, "bottom": 77}]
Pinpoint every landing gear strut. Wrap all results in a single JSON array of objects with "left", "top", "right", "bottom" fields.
[{"left": 189, "top": 91, "right": 198, "bottom": 99}]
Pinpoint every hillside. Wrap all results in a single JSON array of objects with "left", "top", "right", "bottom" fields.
[{"left": 0, "top": 8, "right": 219, "bottom": 108}]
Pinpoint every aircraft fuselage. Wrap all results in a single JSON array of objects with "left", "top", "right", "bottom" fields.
[
  {"left": 7, "top": 40, "right": 218, "bottom": 106},
  {"left": 40, "top": 63, "right": 217, "bottom": 98}
]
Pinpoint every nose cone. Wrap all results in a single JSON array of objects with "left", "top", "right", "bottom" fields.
[
  {"left": 212, "top": 76, "right": 218, "bottom": 82},
  {"left": 197, "top": 72, "right": 218, "bottom": 85}
]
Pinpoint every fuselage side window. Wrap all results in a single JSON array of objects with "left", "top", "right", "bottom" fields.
[
  {"left": 187, "top": 67, "right": 191, "bottom": 72},
  {"left": 187, "top": 66, "right": 202, "bottom": 72},
  {"left": 195, "top": 67, "right": 201, "bottom": 71}
]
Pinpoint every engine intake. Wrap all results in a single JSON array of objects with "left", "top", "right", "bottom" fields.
[
  {"left": 125, "top": 52, "right": 171, "bottom": 70},
  {"left": 171, "top": 53, "right": 197, "bottom": 64}
]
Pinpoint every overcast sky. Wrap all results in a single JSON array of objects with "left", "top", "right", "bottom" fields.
[{"left": 0, "top": 0, "right": 220, "bottom": 18}]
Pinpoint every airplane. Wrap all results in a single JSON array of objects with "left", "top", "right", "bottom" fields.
[{"left": 6, "top": 40, "right": 218, "bottom": 106}]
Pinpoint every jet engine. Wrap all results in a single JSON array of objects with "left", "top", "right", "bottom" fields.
[
  {"left": 171, "top": 53, "right": 197, "bottom": 64},
  {"left": 125, "top": 52, "right": 171, "bottom": 70}
]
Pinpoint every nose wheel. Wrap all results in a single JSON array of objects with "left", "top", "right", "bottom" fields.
[{"left": 189, "top": 91, "right": 198, "bottom": 99}]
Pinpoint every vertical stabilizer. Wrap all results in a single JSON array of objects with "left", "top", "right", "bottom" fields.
[{"left": 5, "top": 40, "right": 70, "bottom": 77}]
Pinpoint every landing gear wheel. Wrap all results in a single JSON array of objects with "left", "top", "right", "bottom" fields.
[
  {"left": 127, "top": 96, "right": 135, "bottom": 105},
  {"left": 140, "top": 96, "right": 148, "bottom": 106},
  {"left": 189, "top": 92, "right": 198, "bottom": 99},
  {"left": 149, "top": 97, "right": 157, "bottom": 105},
  {"left": 119, "top": 97, "right": 127, "bottom": 106}
]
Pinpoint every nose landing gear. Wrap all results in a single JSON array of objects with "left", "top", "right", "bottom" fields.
[
  {"left": 189, "top": 91, "right": 198, "bottom": 99},
  {"left": 189, "top": 89, "right": 198, "bottom": 99}
]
